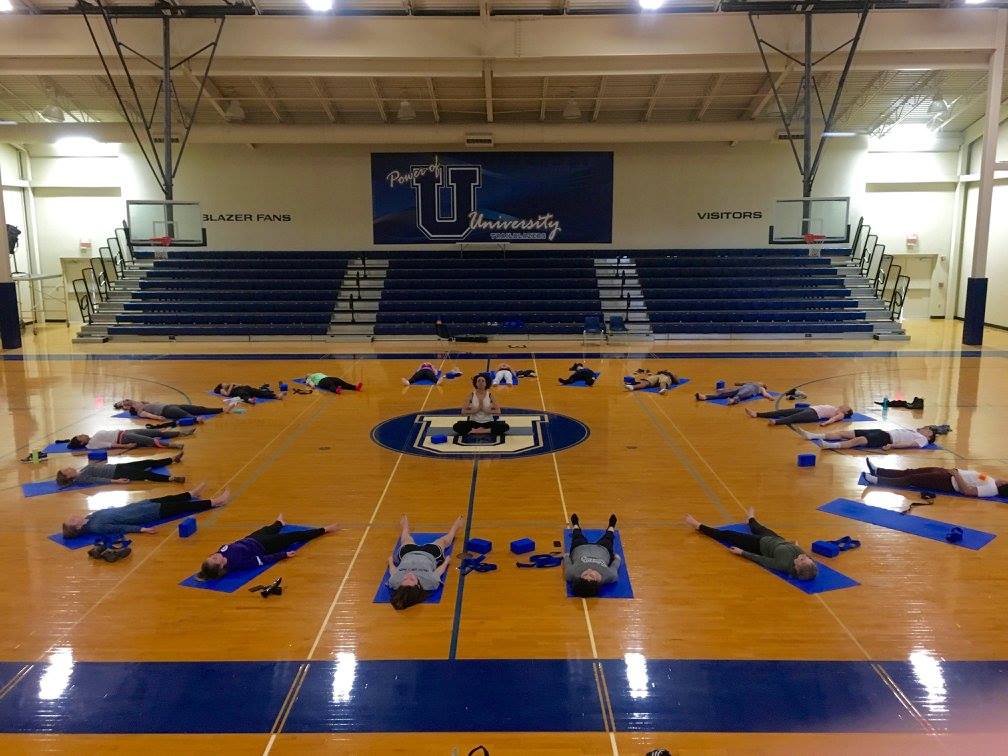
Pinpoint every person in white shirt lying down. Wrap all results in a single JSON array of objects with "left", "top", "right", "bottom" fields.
[
  {"left": 862, "top": 458, "right": 1008, "bottom": 498},
  {"left": 64, "top": 427, "right": 193, "bottom": 452},
  {"left": 797, "top": 426, "right": 937, "bottom": 450}
]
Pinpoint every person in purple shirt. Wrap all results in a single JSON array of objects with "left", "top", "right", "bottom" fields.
[{"left": 196, "top": 514, "right": 340, "bottom": 580}]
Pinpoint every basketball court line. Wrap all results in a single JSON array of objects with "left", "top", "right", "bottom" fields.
[
  {"left": 0, "top": 391, "right": 326, "bottom": 704},
  {"left": 638, "top": 391, "right": 938, "bottom": 739},
  {"left": 531, "top": 353, "right": 619, "bottom": 756},
  {"left": 262, "top": 356, "right": 451, "bottom": 756}
]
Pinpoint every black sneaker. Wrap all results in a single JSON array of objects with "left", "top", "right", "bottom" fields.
[
  {"left": 570, "top": 513, "right": 580, "bottom": 527},
  {"left": 608, "top": 514, "right": 618, "bottom": 528},
  {"left": 101, "top": 545, "right": 131, "bottom": 562},
  {"left": 865, "top": 458, "right": 877, "bottom": 476}
]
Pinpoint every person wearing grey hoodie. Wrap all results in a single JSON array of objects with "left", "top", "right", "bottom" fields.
[{"left": 564, "top": 513, "right": 621, "bottom": 597}]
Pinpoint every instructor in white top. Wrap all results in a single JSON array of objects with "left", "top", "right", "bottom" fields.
[{"left": 452, "top": 374, "right": 510, "bottom": 439}]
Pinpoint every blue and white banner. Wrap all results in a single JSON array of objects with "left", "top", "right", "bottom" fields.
[{"left": 371, "top": 152, "right": 613, "bottom": 244}]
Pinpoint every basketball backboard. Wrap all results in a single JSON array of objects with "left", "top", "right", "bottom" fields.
[
  {"left": 125, "top": 200, "right": 206, "bottom": 246},
  {"left": 769, "top": 197, "right": 850, "bottom": 245}
]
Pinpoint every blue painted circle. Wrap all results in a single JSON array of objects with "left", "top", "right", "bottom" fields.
[{"left": 371, "top": 407, "right": 589, "bottom": 460}]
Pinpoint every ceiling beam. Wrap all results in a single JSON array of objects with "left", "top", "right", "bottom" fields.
[
  {"left": 426, "top": 78, "right": 440, "bottom": 123},
  {"left": 311, "top": 78, "right": 337, "bottom": 123},
  {"left": 181, "top": 64, "right": 229, "bottom": 121},
  {"left": 642, "top": 74, "right": 666, "bottom": 123},
  {"left": 591, "top": 76, "right": 606, "bottom": 123},
  {"left": 934, "top": 75, "right": 988, "bottom": 131},
  {"left": 253, "top": 77, "right": 285, "bottom": 123},
  {"left": 834, "top": 70, "right": 897, "bottom": 125},
  {"left": 867, "top": 71, "right": 942, "bottom": 133},
  {"left": 744, "top": 66, "right": 791, "bottom": 120},
  {"left": 368, "top": 77, "right": 388, "bottom": 123},
  {"left": 483, "top": 61, "right": 494, "bottom": 123},
  {"left": 695, "top": 72, "right": 724, "bottom": 121}
]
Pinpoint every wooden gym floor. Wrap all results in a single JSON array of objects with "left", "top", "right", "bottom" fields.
[{"left": 1, "top": 320, "right": 1007, "bottom": 754}]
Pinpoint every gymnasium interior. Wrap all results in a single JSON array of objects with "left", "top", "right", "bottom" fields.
[{"left": 2, "top": 0, "right": 1008, "bottom": 753}]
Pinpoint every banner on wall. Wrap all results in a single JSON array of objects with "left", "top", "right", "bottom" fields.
[{"left": 371, "top": 152, "right": 613, "bottom": 244}]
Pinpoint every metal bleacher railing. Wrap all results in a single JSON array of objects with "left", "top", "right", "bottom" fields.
[{"left": 72, "top": 224, "right": 132, "bottom": 324}]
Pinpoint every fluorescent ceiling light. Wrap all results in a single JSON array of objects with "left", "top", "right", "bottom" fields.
[
  {"left": 305, "top": 0, "right": 334, "bottom": 10},
  {"left": 54, "top": 136, "right": 112, "bottom": 156},
  {"left": 964, "top": 0, "right": 987, "bottom": 4},
  {"left": 822, "top": 131, "right": 859, "bottom": 137},
  {"left": 870, "top": 123, "right": 938, "bottom": 151},
  {"left": 0, "top": 0, "right": 13, "bottom": 12},
  {"left": 639, "top": 0, "right": 665, "bottom": 8}
]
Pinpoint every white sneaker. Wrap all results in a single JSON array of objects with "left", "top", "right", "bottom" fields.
[{"left": 625, "top": 384, "right": 634, "bottom": 391}]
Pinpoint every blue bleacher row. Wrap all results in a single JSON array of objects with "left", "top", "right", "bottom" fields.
[{"left": 107, "top": 248, "right": 867, "bottom": 338}]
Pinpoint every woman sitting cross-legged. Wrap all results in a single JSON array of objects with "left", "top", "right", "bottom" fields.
[
  {"left": 746, "top": 403, "right": 853, "bottom": 426},
  {"left": 565, "top": 513, "right": 622, "bottom": 598},
  {"left": 452, "top": 374, "right": 509, "bottom": 439},
  {"left": 798, "top": 426, "right": 936, "bottom": 451},
  {"left": 387, "top": 514, "right": 464, "bottom": 610},
  {"left": 695, "top": 381, "right": 774, "bottom": 405},
  {"left": 402, "top": 362, "right": 443, "bottom": 386},
  {"left": 61, "top": 483, "right": 229, "bottom": 538},
  {"left": 863, "top": 458, "right": 1008, "bottom": 498},
  {"left": 685, "top": 509, "right": 818, "bottom": 581},
  {"left": 56, "top": 452, "right": 186, "bottom": 488},
  {"left": 64, "top": 427, "right": 192, "bottom": 452},
  {"left": 625, "top": 368, "right": 678, "bottom": 394},
  {"left": 214, "top": 382, "right": 283, "bottom": 403},
  {"left": 196, "top": 515, "right": 340, "bottom": 581}
]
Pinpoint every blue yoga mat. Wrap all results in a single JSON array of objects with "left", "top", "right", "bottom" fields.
[
  {"left": 180, "top": 525, "right": 318, "bottom": 593},
  {"left": 48, "top": 508, "right": 203, "bottom": 550},
  {"left": 22, "top": 466, "right": 172, "bottom": 498},
  {"left": 113, "top": 410, "right": 217, "bottom": 421},
  {"left": 373, "top": 533, "right": 455, "bottom": 604},
  {"left": 705, "top": 390, "right": 781, "bottom": 406},
  {"left": 560, "top": 371, "right": 601, "bottom": 388},
  {"left": 563, "top": 528, "right": 633, "bottom": 599},
  {"left": 849, "top": 412, "right": 876, "bottom": 422},
  {"left": 811, "top": 438, "right": 941, "bottom": 452},
  {"left": 42, "top": 442, "right": 72, "bottom": 454},
  {"left": 857, "top": 471, "right": 1008, "bottom": 504},
  {"left": 717, "top": 523, "right": 859, "bottom": 594},
  {"left": 818, "top": 498, "right": 996, "bottom": 551},
  {"left": 408, "top": 370, "right": 443, "bottom": 387},
  {"left": 623, "top": 376, "right": 690, "bottom": 393}
]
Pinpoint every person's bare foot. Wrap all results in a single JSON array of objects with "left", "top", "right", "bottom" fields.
[
  {"left": 173, "top": 450, "right": 185, "bottom": 464},
  {"left": 684, "top": 514, "right": 700, "bottom": 530},
  {"left": 179, "top": 426, "right": 196, "bottom": 436},
  {"left": 400, "top": 514, "right": 409, "bottom": 530},
  {"left": 401, "top": 378, "right": 410, "bottom": 386},
  {"left": 276, "top": 513, "right": 286, "bottom": 526},
  {"left": 767, "top": 420, "right": 777, "bottom": 427},
  {"left": 210, "top": 489, "right": 230, "bottom": 507},
  {"left": 745, "top": 507, "right": 756, "bottom": 520},
  {"left": 324, "top": 523, "right": 341, "bottom": 534},
  {"left": 189, "top": 481, "right": 208, "bottom": 499},
  {"left": 453, "top": 515, "right": 464, "bottom": 530},
  {"left": 745, "top": 408, "right": 758, "bottom": 418}
]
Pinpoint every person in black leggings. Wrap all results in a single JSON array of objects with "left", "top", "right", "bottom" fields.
[
  {"left": 196, "top": 515, "right": 340, "bottom": 580},
  {"left": 62, "top": 483, "right": 230, "bottom": 538},
  {"left": 115, "top": 399, "right": 227, "bottom": 422},
  {"left": 685, "top": 509, "right": 818, "bottom": 580},
  {"left": 214, "top": 383, "right": 282, "bottom": 403},
  {"left": 56, "top": 452, "right": 186, "bottom": 488},
  {"left": 558, "top": 363, "right": 597, "bottom": 386},
  {"left": 402, "top": 363, "right": 443, "bottom": 386},
  {"left": 746, "top": 404, "right": 853, "bottom": 426}
]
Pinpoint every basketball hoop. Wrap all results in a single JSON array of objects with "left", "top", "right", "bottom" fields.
[
  {"left": 151, "top": 235, "right": 174, "bottom": 247},
  {"left": 803, "top": 233, "right": 826, "bottom": 258}
]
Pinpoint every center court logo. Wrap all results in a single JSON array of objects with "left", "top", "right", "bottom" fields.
[{"left": 371, "top": 408, "right": 589, "bottom": 460}]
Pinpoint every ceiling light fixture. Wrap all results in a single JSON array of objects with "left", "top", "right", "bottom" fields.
[
  {"left": 562, "top": 98, "right": 582, "bottom": 120},
  {"left": 927, "top": 96, "right": 948, "bottom": 115},
  {"left": 305, "top": 0, "right": 334, "bottom": 10},
  {"left": 397, "top": 99, "right": 416, "bottom": 121},
  {"left": 0, "top": 0, "right": 14, "bottom": 12},
  {"left": 224, "top": 99, "right": 246, "bottom": 122},
  {"left": 639, "top": 0, "right": 665, "bottom": 9},
  {"left": 40, "top": 104, "right": 65, "bottom": 122}
]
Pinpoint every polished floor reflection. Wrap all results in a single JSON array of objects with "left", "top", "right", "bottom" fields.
[{"left": 1, "top": 322, "right": 1007, "bottom": 753}]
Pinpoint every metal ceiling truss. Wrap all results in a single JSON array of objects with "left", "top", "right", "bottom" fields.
[
  {"left": 77, "top": 0, "right": 226, "bottom": 199},
  {"left": 747, "top": 0, "right": 870, "bottom": 195}
]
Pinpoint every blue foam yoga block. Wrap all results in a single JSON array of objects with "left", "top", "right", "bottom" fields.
[
  {"left": 178, "top": 517, "right": 197, "bottom": 538},
  {"left": 466, "top": 537, "right": 492, "bottom": 554},
  {"left": 431, "top": 434, "right": 448, "bottom": 444},
  {"left": 510, "top": 537, "right": 535, "bottom": 554},
  {"left": 623, "top": 376, "right": 635, "bottom": 384},
  {"left": 87, "top": 449, "right": 108, "bottom": 462},
  {"left": 716, "top": 380, "right": 726, "bottom": 390},
  {"left": 795, "top": 402, "right": 810, "bottom": 408},
  {"left": 177, "top": 417, "right": 197, "bottom": 427},
  {"left": 797, "top": 453, "right": 816, "bottom": 467},
  {"left": 812, "top": 540, "right": 840, "bottom": 558}
]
